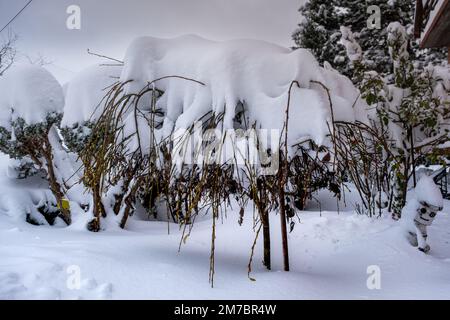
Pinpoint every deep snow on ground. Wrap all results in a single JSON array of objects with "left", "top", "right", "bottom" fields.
[{"left": 0, "top": 153, "right": 450, "bottom": 300}]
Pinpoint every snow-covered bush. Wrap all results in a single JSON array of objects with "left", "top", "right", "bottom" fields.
[
  {"left": 340, "top": 23, "right": 450, "bottom": 218},
  {"left": 62, "top": 64, "right": 168, "bottom": 231},
  {"left": 60, "top": 36, "right": 366, "bottom": 276},
  {"left": 0, "top": 65, "right": 71, "bottom": 225},
  {"left": 116, "top": 35, "right": 366, "bottom": 275}
]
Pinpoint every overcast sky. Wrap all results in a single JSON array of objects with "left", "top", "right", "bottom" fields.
[{"left": 0, "top": 0, "right": 302, "bottom": 83}]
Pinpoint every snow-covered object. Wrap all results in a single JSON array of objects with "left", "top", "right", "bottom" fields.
[
  {"left": 339, "top": 27, "right": 362, "bottom": 63},
  {"left": 388, "top": 23, "right": 410, "bottom": 71},
  {"left": 322, "top": 61, "right": 367, "bottom": 119},
  {"left": 402, "top": 176, "right": 443, "bottom": 227},
  {"left": 0, "top": 65, "right": 64, "bottom": 129},
  {"left": 401, "top": 175, "right": 444, "bottom": 252},
  {"left": 62, "top": 65, "right": 122, "bottom": 127},
  {"left": 431, "top": 65, "right": 450, "bottom": 104},
  {"left": 385, "top": 66, "right": 449, "bottom": 151},
  {"left": 387, "top": 22, "right": 409, "bottom": 70},
  {"left": 414, "top": 175, "right": 444, "bottom": 209},
  {"left": 119, "top": 35, "right": 367, "bottom": 149}
]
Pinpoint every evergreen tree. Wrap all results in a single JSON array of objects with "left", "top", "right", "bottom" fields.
[
  {"left": 292, "top": 0, "right": 347, "bottom": 73},
  {"left": 293, "top": 0, "right": 446, "bottom": 81}
]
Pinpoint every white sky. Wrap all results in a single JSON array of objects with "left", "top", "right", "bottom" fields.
[{"left": 0, "top": 0, "right": 303, "bottom": 83}]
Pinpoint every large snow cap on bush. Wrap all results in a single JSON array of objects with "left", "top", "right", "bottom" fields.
[
  {"left": 0, "top": 65, "right": 64, "bottom": 128},
  {"left": 120, "top": 35, "right": 366, "bottom": 147},
  {"left": 62, "top": 65, "right": 122, "bottom": 127}
]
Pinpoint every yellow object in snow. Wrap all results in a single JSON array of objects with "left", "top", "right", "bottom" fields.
[{"left": 58, "top": 199, "right": 70, "bottom": 211}]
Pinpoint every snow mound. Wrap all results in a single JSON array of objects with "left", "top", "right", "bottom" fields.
[
  {"left": 0, "top": 65, "right": 64, "bottom": 129},
  {"left": 415, "top": 175, "right": 444, "bottom": 208},
  {"left": 62, "top": 65, "right": 122, "bottom": 127},
  {"left": 120, "top": 35, "right": 367, "bottom": 147}
]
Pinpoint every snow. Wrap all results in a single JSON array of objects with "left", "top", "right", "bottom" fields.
[
  {"left": 62, "top": 65, "right": 122, "bottom": 127},
  {"left": 431, "top": 64, "right": 450, "bottom": 104},
  {"left": 57, "top": 36, "right": 368, "bottom": 167},
  {"left": 0, "top": 65, "right": 64, "bottom": 129},
  {"left": 1, "top": 154, "right": 450, "bottom": 299},
  {"left": 335, "top": 6, "right": 349, "bottom": 16},
  {"left": 387, "top": 22, "right": 409, "bottom": 70},
  {"left": 120, "top": 35, "right": 366, "bottom": 149},
  {"left": 339, "top": 27, "right": 362, "bottom": 63},
  {"left": 48, "top": 126, "right": 90, "bottom": 209},
  {"left": 414, "top": 176, "right": 444, "bottom": 208},
  {"left": 322, "top": 61, "right": 367, "bottom": 123}
]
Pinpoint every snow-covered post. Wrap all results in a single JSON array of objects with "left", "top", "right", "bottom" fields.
[
  {"left": 0, "top": 65, "right": 71, "bottom": 225},
  {"left": 402, "top": 176, "right": 444, "bottom": 253}
]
